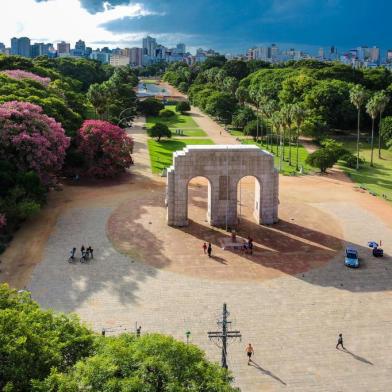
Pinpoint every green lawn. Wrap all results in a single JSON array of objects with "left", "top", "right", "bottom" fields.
[
  {"left": 146, "top": 105, "right": 199, "bottom": 129},
  {"left": 148, "top": 138, "right": 214, "bottom": 174},
  {"left": 240, "top": 139, "right": 315, "bottom": 175},
  {"left": 139, "top": 79, "right": 158, "bottom": 84},
  {"left": 339, "top": 140, "right": 392, "bottom": 201}
]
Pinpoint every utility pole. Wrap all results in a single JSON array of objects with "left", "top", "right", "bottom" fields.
[{"left": 208, "top": 303, "right": 241, "bottom": 369}]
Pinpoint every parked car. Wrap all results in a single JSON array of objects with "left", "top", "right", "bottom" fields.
[{"left": 345, "top": 246, "right": 359, "bottom": 268}]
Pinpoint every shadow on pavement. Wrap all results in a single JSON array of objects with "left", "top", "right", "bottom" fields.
[
  {"left": 249, "top": 360, "right": 287, "bottom": 385},
  {"left": 341, "top": 349, "right": 374, "bottom": 365}
]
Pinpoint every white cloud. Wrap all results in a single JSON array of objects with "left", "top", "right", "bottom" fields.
[{"left": 0, "top": 0, "right": 151, "bottom": 48}]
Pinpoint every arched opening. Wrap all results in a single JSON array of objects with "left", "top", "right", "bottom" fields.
[
  {"left": 187, "top": 176, "right": 212, "bottom": 225},
  {"left": 237, "top": 175, "right": 262, "bottom": 227}
]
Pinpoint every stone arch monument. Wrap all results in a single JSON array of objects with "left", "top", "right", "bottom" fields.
[{"left": 166, "top": 145, "right": 279, "bottom": 227}]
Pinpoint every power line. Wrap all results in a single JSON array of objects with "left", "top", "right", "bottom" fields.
[{"left": 208, "top": 303, "right": 241, "bottom": 369}]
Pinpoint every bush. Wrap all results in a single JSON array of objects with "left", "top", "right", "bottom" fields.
[
  {"left": 176, "top": 100, "right": 191, "bottom": 114},
  {"left": 341, "top": 153, "right": 365, "bottom": 168},
  {"left": 77, "top": 120, "right": 134, "bottom": 178},
  {"left": 159, "top": 108, "right": 175, "bottom": 118},
  {"left": 243, "top": 118, "right": 269, "bottom": 137},
  {"left": 232, "top": 106, "right": 256, "bottom": 130},
  {"left": 306, "top": 148, "right": 338, "bottom": 173},
  {"left": 138, "top": 98, "right": 164, "bottom": 116}
]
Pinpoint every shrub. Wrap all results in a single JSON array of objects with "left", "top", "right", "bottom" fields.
[
  {"left": 148, "top": 123, "right": 171, "bottom": 141},
  {"left": 159, "top": 108, "right": 175, "bottom": 118},
  {"left": 243, "top": 118, "right": 269, "bottom": 137},
  {"left": 341, "top": 153, "right": 365, "bottom": 168},
  {"left": 77, "top": 120, "right": 134, "bottom": 178},
  {"left": 0, "top": 101, "right": 70, "bottom": 185},
  {"left": 176, "top": 100, "right": 191, "bottom": 114},
  {"left": 232, "top": 106, "right": 256, "bottom": 130},
  {"left": 306, "top": 148, "right": 338, "bottom": 173}
]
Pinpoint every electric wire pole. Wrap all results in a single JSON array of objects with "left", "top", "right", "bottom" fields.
[{"left": 208, "top": 303, "right": 242, "bottom": 369}]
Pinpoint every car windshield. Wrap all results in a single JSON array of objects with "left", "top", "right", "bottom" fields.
[{"left": 346, "top": 252, "right": 357, "bottom": 259}]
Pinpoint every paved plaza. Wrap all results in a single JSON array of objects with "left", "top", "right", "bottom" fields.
[{"left": 3, "top": 112, "right": 392, "bottom": 391}]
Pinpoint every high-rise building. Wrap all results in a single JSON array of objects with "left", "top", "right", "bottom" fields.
[
  {"left": 109, "top": 53, "right": 130, "bottom": 67},
  {"left": 369, "top": 46, "right": 380, "bottom": 64},
  {"left": 176, "top": 43, "right": 186, "bottom": 54},
  {"left": 73, "top": 39, "right": 86, "bottom": 56},
  {"left": 387, "top": 49, "right": 392, "bottom": 64},
  {"left": 318, "top": 47, "right": 324, "bottom": 59},
  {"left": 10, "top": 37, "right": 31, "bottom": 57},
  {"left": 31, "top": 42, "right": 53, "bottom": 58},
  {"left": 0, "top": 42, "right": 5, "bottom": 53},
  {"left": 142, "top": 36, "right": 157, "bottom": 57},
  {"left": 57, "top": 41, "right": 70, "bottom": 54},
  {"left": 129, "top": 47, "right": 143, "bottom": 67},
  {"left": 90, "top": 50, "right": 111, "bottom": 64}
]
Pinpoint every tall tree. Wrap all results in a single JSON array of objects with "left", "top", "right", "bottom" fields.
[
  {"left": 280, "top": 105, "right": 293, "bottom": 164},
  {"left": 349, "top": 84, "right": 368, "bottom": 169},
  {"left": 366, "top": 96, "right": 379, "bottom": 167},
  {"left": 373, "top": 90, "right": 390, "bottom": 158},
  {"left": 291, "top": 104, "right": 307, "bottom": 171}
]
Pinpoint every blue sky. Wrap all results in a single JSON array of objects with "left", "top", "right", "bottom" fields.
[{"left": 0, "top": 0, "right": 389, "bottom": 54}]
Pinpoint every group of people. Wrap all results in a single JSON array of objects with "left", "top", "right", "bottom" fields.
[{"left": 68, "top": 245, "right": 94, "bottom": 263}]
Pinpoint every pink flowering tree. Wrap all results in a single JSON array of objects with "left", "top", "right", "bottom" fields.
[
  {"left": 0, "top": 101, "right": 70, "bottom": 184},
  {"left": 77, "top": 120, "right": 134, "bottom": 178},
  {"left": 1, "top": 69, "right": 51, "bottom": 87}
]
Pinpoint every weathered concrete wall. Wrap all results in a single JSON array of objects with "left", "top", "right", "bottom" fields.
[{"left": 166, "top": 145, "right": 279, "bottom": 227}]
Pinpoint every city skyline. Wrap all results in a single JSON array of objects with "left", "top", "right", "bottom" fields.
[{"left": 0, "top": 0, "right": 390, "bottom": 56}]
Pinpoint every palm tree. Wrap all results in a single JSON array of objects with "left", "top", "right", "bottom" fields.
[
  {"left": 270, "top": 111, "right": 281, "bottom": 156},
  {"left": 373, "top": 91, "right": 390, "bottom": 158},
  {"left": 366, "top": 96, "right": 379, "bottom": 167},
  {"left": 349, "top": 85, "right": 367, "bottom": 170},
  {"left": 261, "top": 100, "right": 278, "bottom": 150},
  {"left": 291, "top": 104, "right": 306, "bottom": 171},
  {"left": 281, "top": 105, "right": 294, "bottom": 165}
]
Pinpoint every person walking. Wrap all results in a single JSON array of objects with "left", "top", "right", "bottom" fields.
[
  {"left": 68, "top": 247, "right": 76, "bottom": 262},
  {"left": 81, "top": 245, "right": 85, "bottom": 255},
  {"left": 246, "top": 343, "right": 254, "bottom": 364},
  {"left": 87, "top": 246, "right": 94, "bottom": 259},
  {"left": 136, "top": 326, "right": 141, "bottom": 337},
  {"left": 203, "top": 242, "right": 207, "bottom": 254},
  {"left": 336, "top": 333, "right": 345, "bottom": 350},
  {"left": 207, "top": 242, "right": 212, "bottom": 258}
]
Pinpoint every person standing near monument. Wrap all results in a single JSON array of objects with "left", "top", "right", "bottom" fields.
[
  {"left": 203, "top": 242, "right": 207, "bottom": 254},
  {"left": 207, "top": 243, "right": 212, "bottom": 257}
]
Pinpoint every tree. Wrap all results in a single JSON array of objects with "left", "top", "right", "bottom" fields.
[
  {"left": 77, "top": 120, "right": 134, "bottom": 178},
  {"left": 280, "top": 105, "right": 293, "bottom": 164},
  {"left": 380, "top": 116, "right": 392, "bottom": 148},
  {"left": 35, "top": 334, "right": 238, "bottom": 392},
  {"left": 0, "top": 101, "right": 70, "bottom": 184},
  {"left": 373, "top": 90, "right": 390, "bottom": 158},
  {"left": 222, "top": 60, "right": 249, "bottom": 80},
  {"left": 350, "top": 84, "right": 368, "bottom": 169},
  {"left": 138, "top": 98, "right": 164, "bottom": 116},
  {"left": 222, "top": 76, "right": 239, "bottom": 96},
  {"left": 159, "top": 108, "right": 175, "bottom": 118},
  {"left": 366, "top": 96, "right": 379, "bottom": 167},
  {"left": 205, "top": 92, "right": 237, "bottom": 124},
  {"left": 176, "top": 100, "right": 191, "bottom": 114},
  {"left": 148, "top": 122, "right": 172, "bottom": 142},
  {"left": 0, "top": 284, "right": 94, "bottom": 391},
  {"left": 235, "top": 86, "right": 249, "bottom": 105},
  {"left": 232, "top": 106, "right": 256, "bottom": 130},
  {"left": 291, "top": 103, "right": 307, "bottom": 170}
]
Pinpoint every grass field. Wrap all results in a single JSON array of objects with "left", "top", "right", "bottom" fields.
[
  {"left": 146, "top": 105, "right": 201, "bottom": 132},
  {"left": 240, "top": 139, "right": 315, "bottom": 175},
  {"left": 339, "top": 140, "right": 392, "bottom": 201},
  {"left": 148, "top": 138, "right": 214, "bottom": 174}
]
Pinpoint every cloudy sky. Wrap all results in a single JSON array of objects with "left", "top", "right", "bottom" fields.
[{"left": 0, "top": 0, "right": 389, "bottom": 54}]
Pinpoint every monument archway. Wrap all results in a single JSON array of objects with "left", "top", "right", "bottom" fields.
[{"left": 166, "top": 145, "right": 279, "bottom": 227}]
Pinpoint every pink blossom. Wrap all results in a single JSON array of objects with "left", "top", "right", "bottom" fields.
[
  {"left": 0, "top": 101, "right": 70, "bottom": 184},
  {"left": 1, "top": 69, "right": 51, "bottom": 87},
  {"left": 77, "top": 120, "right": 134, "bottom": 178}
]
